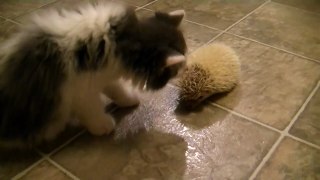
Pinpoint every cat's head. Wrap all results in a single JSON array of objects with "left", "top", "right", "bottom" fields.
[{"left": 111, "top": 8, "right": 187, "bottom": 90}]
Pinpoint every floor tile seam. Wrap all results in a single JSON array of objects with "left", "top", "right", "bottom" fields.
[
  {"left": 139, "top": 6, "right": 245, "bottom": 34},
  {"left": 167, "top": 83, "right": 282, "bottom": 135},
  {"left": 46, "top": 130, "right": 86, "bottom": 156},
  {"left": 286, "top": 133, "right": 320, "bottom": 150},
  {"left": 135, "top": 0, "right": 159, "bottom": 11},
  {"left": 207, "top": 0, "right": 271, "bottom": 45},
  {"left": 249, "top": 80, "right": 320, "bottom": 179},
  {"left": 271, "top": 1, "right": 320, "bottom": 16},
  {"left": 11, "top": 158, "right": 46, "bottom": 180},
  {"left": 45, "top": 157, "right": 80, "bottom": 180},
  {"left": 248, "top": 135, "right": 284, "bottom": 180},
  {"left": 210, "top": 103, "right": 282, "bottom": 133},
  {"left": 139, "top": 6, "right": 320, "bottom": 64},
  {"left": 10, "top": 0, "right": 59, "bottom": 21},
  {"left": 212, "top": 102, "right": 320, "bottom": 150},
  {"left": 224, "top": 32, "right": 320, "bottom": 64},
  {"left": 284, "top": 81, "right": 320, "bottom": 132}
]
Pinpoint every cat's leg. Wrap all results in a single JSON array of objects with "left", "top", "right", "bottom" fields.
[
  {"left": 72, "top": 92, "right": 115, "bottom": 136},
  {"left": 104, "top": 79, "right": 140, "bottom": 107}
]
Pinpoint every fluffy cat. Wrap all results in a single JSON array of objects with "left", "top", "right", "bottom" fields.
[{"left": 0, "top": 1, "right": 187, "bottom": 147}]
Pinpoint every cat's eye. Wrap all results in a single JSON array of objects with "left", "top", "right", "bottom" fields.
[{"left": 109, "top": 24, "right": 117, "bottom": 37}]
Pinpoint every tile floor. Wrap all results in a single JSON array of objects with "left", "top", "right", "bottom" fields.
[{"left": 0, "top": 0, "right": 319, "bottom": 179}]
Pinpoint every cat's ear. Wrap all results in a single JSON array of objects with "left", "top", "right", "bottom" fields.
[
  {"left": 165, "top": 51, "right": 186, "bottom": 67},
  {"left": 109, "top": 7, "right": 138, "bottom": 37},
  {"left": 155, "top": 10, "right": 185, "bottom": 27}
]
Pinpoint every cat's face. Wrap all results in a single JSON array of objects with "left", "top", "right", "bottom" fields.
[{"left": 112, "top": 8, "right": 187, "bottom": 90}]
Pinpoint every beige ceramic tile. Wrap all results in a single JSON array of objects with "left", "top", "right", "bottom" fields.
[
  {"left": 0, "top": 17, "right": 6, "bottom": 23},
  {"left": 146, "top": 0, "right": 267, "bottom": 30},
  {"left": 119, "top": 0, "right": 155, "bottom": 7},
  {"left": 136, "top": 9, "right": 220, "bottom": 53},
  {"left": 0, "top": 149, "right": 40, "bottom": 179},
  {"left": 38, "top": 127, "right": 83, "bottom": 154},
  {"left": 0, "top": 21, "right": 20, "bottom": 43},
  {"left": 16, "top": 0, "right": 134, "bottom": 24},
  {"left": 20, "top": 160, "right": 71, "bottom": 180},
  {"left": 290, "top": 88, "right": 320, "bottom": 146},
  {"left": 273, "top": 0, "right": 320, "bottom": 14},
  {"left": 228, "top": 2, "right": 320, "bottom": 61},
  {"left": 210, "top": 34, "right": 320, "bottom": 129},
  {"left": 256, "top": 137, "right": 320, "bottom": 180},
  {"left": 0, "top": 0, "right": 55, "bottom": 19},
  {"left": 53, "top": 86, "right": 278, "bottom": 179}
]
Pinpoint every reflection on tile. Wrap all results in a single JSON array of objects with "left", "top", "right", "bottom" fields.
[
  {"left": 146, "top": 0, "right": 267, "bottom": 30},
  {"left": 256, "top": 137, "right": 320, "bottom": 180},
  {"left": 273, "top": 0, "right": 320, "bottom": 14},
  {"left": 212, "top": 34, "right": 320, "bottom": 129},
  {"left": 136, "top": 9, "right": 220, "bottom": 52},
  {"left": 290, "top": 88, "right": 320, "bottom": 146},
  {"left": 0, "top": 21, "right": 19, "bottom": 43},
  {"left": 53, "top": 86, "right": 278, "bottom": 179},
  {"left": 0, "top": 149, "right": 40, "bottom": 179},
  {"left": 228, "top": 2, "right": 320, "bottom": 61},
  {"left": 53, "top": 131, "right": 188, "bottom": 180},
  {"left": 0, "top": 0, "right": 55, "bottom": 19},
  {"left": 20, "top": 160, "right": 71, "bottom": 180}
]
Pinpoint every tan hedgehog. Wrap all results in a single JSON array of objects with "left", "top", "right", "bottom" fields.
[{"left": 178, "top": 43, "right": 240, "bottom": 109}]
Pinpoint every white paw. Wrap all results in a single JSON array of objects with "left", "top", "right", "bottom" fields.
[{"left": 87, "top": 116, "right": 116, "bottom": 136}]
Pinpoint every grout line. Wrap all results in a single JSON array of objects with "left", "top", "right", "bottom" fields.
[
  {"left": 249, "top": 80, "right": 320, "bottom": 179},
  {"left": 211, "top": 103, "right": 282, "bottom": 133},
  {"left": 284, "top": 81, "right": 320, "bottom": 132},
  {"left": 0, "top": 15, "right": 7, "bottom": 22},
  {"left": 287, "top": 134, "right": 320, "bottom": 150},
  {"left": 36, "top": 149, "right": 80, "bottom": 180},
  {"left": 135, "top": 0, "right": 159, "bottom": 11},
  {"left": 249, "top": 135, "right": 284, "bottom": 180},
  {"left": 224, "top": 32, "right": 320, "bottom": 64},
  {"left": 0, "top": 15, "right": 22, "bottom": 25},
  {"left": 184, "top": 19, "right": 223, "bottom": 31},
  {"left": 211, "top": 97, "right": 320, "bottom": 151},
  {"left": 11, "top": 158, "right": 46, "bottom": 180},
  {"left": 206, "top": 0, "right": 271, "bottom": 44},
  {"left": 46, "top": 158, "right": 80, "bottom": 180},
  {"left": 140, "top": 5, "right": 320, "bottom": 64},
  {"left": 11, "top": 0, "right": 59, "bottom": 20},
  {"left": 11, "top": 130, "right": 85, "bottom": 179},
  {"left": 184, "top": 0, "right": 271, "bottom": 55},
  {"left": 271, "top": 1, "right": 320, "bottom": 16},
  {"left": 5, "top": 18, "right": 22, "bottom": 25},
  {"left": 46, "top": 129, "right": 86, "bottom": 156}
]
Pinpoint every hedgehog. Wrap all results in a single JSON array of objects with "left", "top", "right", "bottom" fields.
[{"left": 178, "top": 43, "right": 240, "bottom": 109}]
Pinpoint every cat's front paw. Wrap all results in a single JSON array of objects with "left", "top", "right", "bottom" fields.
[{"left": 87, "top": 115, "right": 116, "bottom": 136}]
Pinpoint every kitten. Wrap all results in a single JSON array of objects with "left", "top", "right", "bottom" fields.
[{"left": 0, "top": 1, "right": 187, "bottom": 147}]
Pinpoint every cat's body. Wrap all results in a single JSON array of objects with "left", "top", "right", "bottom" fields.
[{"left": 0, "top": 1, "right": 187, "bottom": 147}]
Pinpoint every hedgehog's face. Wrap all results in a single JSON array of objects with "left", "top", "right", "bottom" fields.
[
  {"left": 179, "top": 64, "right": 213, "bottom": 108},
  {"left": 179, "top": 90, "right": 211, "bottom": 109}
]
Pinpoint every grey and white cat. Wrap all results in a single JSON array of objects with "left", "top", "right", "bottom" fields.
[{"left": 0, "top": 1, "right": 187, "bottom": 147}]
